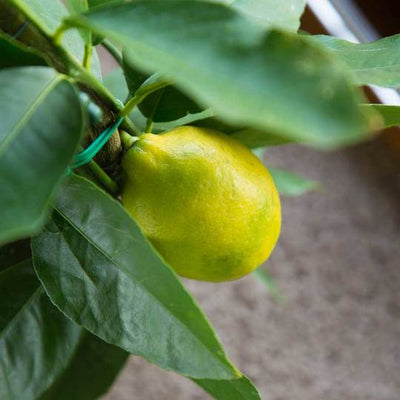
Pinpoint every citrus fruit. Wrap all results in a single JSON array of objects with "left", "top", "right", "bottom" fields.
[{"left": 121, "top": 126, "right": 281, "bottom": 282}]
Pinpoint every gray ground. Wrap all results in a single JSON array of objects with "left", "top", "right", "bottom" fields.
[{"left": 103, "top": 139, "right": 400, "bottom": 400}]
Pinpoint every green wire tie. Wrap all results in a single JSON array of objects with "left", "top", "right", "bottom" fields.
[{"left": 66, "top": 107, "right": 124, "bottom": 175}]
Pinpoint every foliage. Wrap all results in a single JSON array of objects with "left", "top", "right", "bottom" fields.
[{"left": 0, "top": 0, "right": 399, "bottom": 399}]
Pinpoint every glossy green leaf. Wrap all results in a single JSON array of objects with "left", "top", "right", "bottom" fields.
[
  {"left": 0, "top": 33, "right": 47, "bottom": 69},
  {"left": 0, "top": 259, "right": 83, "bottom": 400},
  {"left": 40, "top": 332, "right": 129, "bottom": 400},
  {"left": 32, "top": 175, "right": 240, "bottom": 380},
  {"left": 310, "top": 34, "right": 400, "bottom": 88},
  {"left": 269, "top": 167, "right": 319, "bottom": 197},
  {"left": 361, "top": 104, "right": 400, "bottom": 128},
  {"left": 0, "top": 67, "right": 83, "bottom": 244},
  {"left": 11, "top": 0, "right": 102, "bottom": 80},
  {"left": 194, "top": 375, "right": 261, "bottom": 400},
  {"left": 212, "top": 0, "right": 306, "bottom": 31},
  {"left": 67, "top": 1, "right": 373, "bottom": 148}
]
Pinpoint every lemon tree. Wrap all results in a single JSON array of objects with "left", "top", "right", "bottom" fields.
[{"left": 1, "top": 1, "right": 399, "bottom": 399}]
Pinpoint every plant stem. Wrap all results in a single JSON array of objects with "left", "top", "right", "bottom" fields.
[
  {"left": 102, "top": 39, "right": 123, "bottom": 66},
  {"left": 83, "top": 42, "right": 92, "bottom": 71},
  {"left": 120, "top": 130, "right": 139, "bottom": 150},
  {"left": 145, "top": 118, "right": 153, "bottom": 133},
  {"left": 87, "top": 160, "right": 119, "bottom": 194}
]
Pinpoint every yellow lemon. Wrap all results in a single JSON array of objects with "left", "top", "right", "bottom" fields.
[{"left": 121, "top": 126, "right": 281, "bottom": 282}]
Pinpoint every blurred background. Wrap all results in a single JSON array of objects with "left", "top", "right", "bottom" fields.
[{"left": 101, "top": 1, "right": 400, "bottom": 399}]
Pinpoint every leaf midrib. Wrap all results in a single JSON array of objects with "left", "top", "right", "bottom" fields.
[{"left": 0, "top": 73, "right": 63, "bottom": 158}]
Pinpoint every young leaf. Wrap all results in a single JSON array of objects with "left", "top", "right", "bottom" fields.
[
  {"left": 32, "top": 175, "right": 240, "bottom": 380},
  {"left": 40, "top": 332, "right": 129, "bottom": 400},
  {"left": 361, "top": 104, "right": 400, "bottom": 128},
  {"left": 268, "top": 167, "right": 319, "bottom": 197},
  {"left": 0, "top": 259, "right": 83, "bottom": 400},
  {"left": 194, "top": 375, "right": 261, "bottom": 400},
  {"left": 310, "top": 34, "right": 400, "bottom": 88},
  {"left": 252, "top": 267, "right": 283, "bottom": 301},
  {"left": 0, "top": 67, "right": 83, "bottom": 244},
  {"left": 0, "top": 33, "right": 47, "bottom": 69},
  {"left": 10, "top": 0, "right": 102, "bottom": 80},
  {"left": 212, "top": 0, "right": 306, "bottom": 31},
  {"left": 66, "top": 1, "right": 374, "bottom": 148}
]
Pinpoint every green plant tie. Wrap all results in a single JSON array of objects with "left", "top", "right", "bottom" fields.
[{"left": 67, "top": 101, "right": 125, "bottom": 174}]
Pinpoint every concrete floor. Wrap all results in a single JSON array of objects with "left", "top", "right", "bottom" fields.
[{"left": 103, "top": 139, "right": 400, "bottom": 400}]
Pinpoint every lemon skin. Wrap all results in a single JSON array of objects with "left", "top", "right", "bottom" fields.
[{"left": 121, "top": 126, "right": 281, "bottom": 282}]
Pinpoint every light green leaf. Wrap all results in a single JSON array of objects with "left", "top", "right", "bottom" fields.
[
  {"left": 213, "top": 0, "right": 306, "bottom": 31},
  {"left": 103, "top": 67, "right": 129, "bottom": 100},
  {"left": 10, "top": 0, "right": 102, "bottom": 80},
  {"left": 361, "top": 104, "right": 400, "bottom": 128},
  {"left": 0, "top": 33, "right": 47, "bottom": 69},
  {"left": 0, "top": 67, "right": 83, "bottom": 244},
  {"left": 40, "top": 332, "right": 129, "bottom": 400},
  {"left": 310, "top": 34, "right": 400, "bottom": 88},
  {"left": 269, "top": 167, "right": 319, "bottom": 197},
  {"left": 0, "top": 259, "right": 83, "bottom": 400},
  {"left": 32, "top": 175, "right": 240, "bottom": 380},
  {"left": 194, "top": 375, "right": 261, "bottom": 400},
  {"left": 252, "top": 267, "right": 283, "bottom": 301},
  {"left": 67, "top": 1, "right": 373, "bottom": 148}
]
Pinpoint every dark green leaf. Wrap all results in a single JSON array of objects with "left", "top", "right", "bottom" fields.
[
  {"left": 0, "top": 33, "right": 47, "bottom": 69},
  {"left": 10, "top": 0, "right": 102, "bottom": 80},
  {"left": 0, "top": 259, "right": 83, "bottom": 400},
  {"left": 194, "top": 375, "right": 261, "bottom": 400},
  {"left": 122, "top": 51, "right": 148, "bottom": 95},
  {"left": 0, "top": 67, "right": 83, "bottom": 244},
  {"left": 212, "top": 0, "right": 306, "bottom": 31},
  {"left": 40, "top": 332, "right": 128, "bottom": 400},
  {"left": 0, "top": 240, "right": 31, "bottom": 272},
  {"left": 310, "top": 34, "right": 400, "bottom": 88},
  {"left": 67, "top": 1, "right": 374, "bottom": 148},
  {"left": 32, "top": 175, "right": 240, "bottom": 380},
  {"left": 361, "top": 104, "right": 400, "bottom": 128},
  {"left": 139, "top": 86, "right": 203, "bottom": 123},
  {"left": 269, "top": 167, "right": 319, "bottom": 197}
]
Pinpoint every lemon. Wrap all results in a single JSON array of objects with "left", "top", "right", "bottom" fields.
[{"left": 121, "top": 126, "right": 281, "bottom": 282}]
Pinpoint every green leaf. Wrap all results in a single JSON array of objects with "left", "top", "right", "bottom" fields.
[
  {"left": 252, "top": 267, "right": 283, "bottom": 301},
  {"left": 361, "top": 104, "right": 400, "bottom": 128},
  {"left": 139, "top": 86, "right": 203, "bottom": 123},
  {"left": 194, "top": 375, "right": 261, "bottom": 400},
  {"left": 40, "top": 332, "right": 129, "bottom": 400},
  {"left": 32, "top": 175, "right": 240, "bottom": 380},
  {"left": 67, "top": 1, "right": 373, "bottom": 148},
  {"left": 231, "top": 128, "right": 292, "bottom": 148},
  {"left": 0, "top": 33, "right": 47, "bottom": 69},
  {"left": 0, "top": 259, "right": 83, "bottom": 400},
  {"left": 269, "top": 167, "right": 319, "bottom": 197},
  {"left": 10, "top": 0, "right": 102, "bottom": 80},
  {"left": 122, "top": 51, "right": 148, "bottom": 95},
  {"left": 0, "top": 240, "right": 31, "bottom": 272},
  {"left": 310, "top": 34, "right": 400, "bottom": 88},
  {"left": 0, "top": 67, "right": 83, "bottom": 244},
  {"left": 103, "top": 67, "right": 129, "bottom": 100},
  {"left": 212, "top": 0, "right": 306, "bottom": 31}
]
